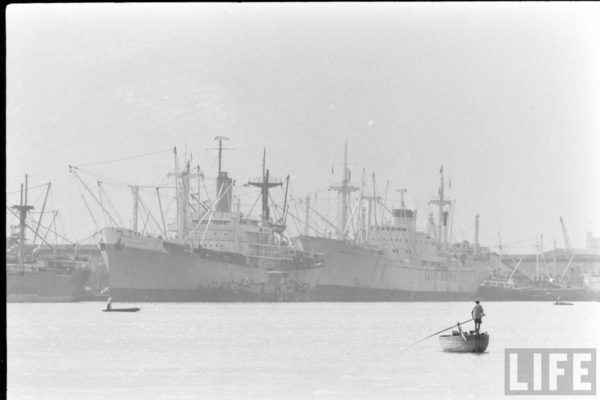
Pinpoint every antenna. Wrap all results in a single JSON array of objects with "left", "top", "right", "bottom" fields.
[{"left": 213, "top": 136, "right": 230, "bottom": 175}]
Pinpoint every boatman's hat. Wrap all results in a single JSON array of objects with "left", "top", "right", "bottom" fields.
[{"left": 475, "top": 298, "right": 480, "bottom": 303}]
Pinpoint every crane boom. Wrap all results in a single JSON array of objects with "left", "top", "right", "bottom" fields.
[
  {"left": 559, "top": 217, "right": 573, "bottom": 255},
  {"left": 559, "top": 217, "right": 577, "bottom": 281}
]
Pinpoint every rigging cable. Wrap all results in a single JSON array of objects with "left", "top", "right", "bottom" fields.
[{"left": 74, "top": 148, "right": 173, "bottom": 168}]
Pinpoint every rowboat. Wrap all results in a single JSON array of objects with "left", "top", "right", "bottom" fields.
[
  {"left": 102, "top": 307, "right": 141, "bottom": 312},
  {"left": 554, "top": 302, "right": 573, "bottom": 306},
  {"left": 439, "top": 330, "right": 489, "bottom": 353}
]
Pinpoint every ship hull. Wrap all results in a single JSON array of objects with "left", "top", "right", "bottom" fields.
[
  {"left": 102, "top": 229, "right": 323, "bottom": 302},
  {"left": 476, "top": 285, "right": 596, "bottom": 301},
  {"left": 295, "top": 236, "right": 488, "bottom": 301},
  {"left": 108, "top": 287, "right": 309, "bottom": 302},
  {"left": 6, "top": 268, "right": 91, "bottom": 303},
  {"left": 312, "top": 284, "right": 475, "bottom": 301}
]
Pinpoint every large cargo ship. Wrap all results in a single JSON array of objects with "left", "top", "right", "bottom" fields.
[
  {"left": 476, "top": 248, "right": 598, "bottom": 301},
  {"left": 6, "top": 176, "right": 91, "bottom": 302},
  {"left": 293, "top": 143, "right": 491, "bottom": 301},
  {"left": 93, "top": 138, "right": 324, "bottom": 302}
]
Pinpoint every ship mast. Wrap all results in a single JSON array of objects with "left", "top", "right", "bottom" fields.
[
  {"left": 217, "top": 137, "right": 225, "bottom": 175},
  {"left": 428, "top": 166, "right": 451, "bottom": 249},
  {"left": 32, "top": 182, "right": 51, "bottom": 247},
  {"left": 170, "top": 146, "right": 194, "bottom": 240},
  {"left": 247, "top": 148, "right": 282, "bottom": 222},
  {"left": 397, "top": 188, "right": 407, "bottom": 209},
  {"left": 359, "top": 168, "right": 366, "bottom": 243},
  {"left": 213, "top": 136, "right": 233, "bottom": 213},
  {"left": 329, "top": 141, "right": 358, "bottom": 240},
  {"left": 362, "top": 172, "right": 380, "bottom": 243},
  {"left": 172, "top": 147, "right": 181, "bottom": 239},
  {"left": 12, "top": 174, "right": 34, "bottom": 267}
]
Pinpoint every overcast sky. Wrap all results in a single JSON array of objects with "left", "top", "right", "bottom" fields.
[{"left": 6, "top": 3, "right": 600, "bottom": 252}]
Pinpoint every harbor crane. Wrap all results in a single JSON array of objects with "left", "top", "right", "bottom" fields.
[
  {"left": 560, "top": 217, "right": 574, "bottom": 256},
  {"left": 559, "top": 216, "right": 576, "bottom": 281}
]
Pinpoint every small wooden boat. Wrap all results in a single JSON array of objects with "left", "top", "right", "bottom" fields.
[
  {"left": 102, "top": 307, "right": 140, "bottom": 312},
  {"left": 439, "top": 330, "right": 489, "bottom": 353},
  {"left": 554, "top": 302, "right": 573, "bottom": 305}
]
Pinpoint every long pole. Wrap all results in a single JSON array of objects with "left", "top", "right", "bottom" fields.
[
  {"left": 32, "top": 182, "right": 51, "bottom": 246},
  {"left": 6, "top": 207, "right": 60, "bottom": 248},
  {"left": 156, "top": 187, "right": 167, "bottom": 238},
  {"left": 401, "top": 318, "right": 474, "bottom": 352},
  {"left": 235, "top": 196, "right": 240, "bottom": 251},
  {"left": 341, "top": 141, "right": 348, "bottom": 239},
  {"left": 69, "top": 167, "right": 119, "bottom": 226},
  {"left": 282, "top": 175, "right": 290, "bottom": 225},
  {"left": 132, "top": 185, "right": 139, "bottom": 232},
  {"left": 439, "top": 167, "right": 444, "bottom": 245},
  {"left": 360, "top": 168, "right": 366, "bottom": 243}
]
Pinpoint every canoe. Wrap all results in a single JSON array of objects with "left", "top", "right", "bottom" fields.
[
  {"left": 554, "top": 302, "right": 573, "bottom": 305},
  {"left": 439, "top": 330, "right": 489, "bottom": 353},
  {"left": 102, "top": 307, "right": 140, "bottom": 312}
]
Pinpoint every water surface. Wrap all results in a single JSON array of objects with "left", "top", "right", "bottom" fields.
[{"left": 7, "top": 302, "right": 600, "bottom": 399}]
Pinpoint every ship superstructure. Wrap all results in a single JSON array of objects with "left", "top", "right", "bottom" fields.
[
  {"left": 6, "top": 175, "right": 91, "bottom": 302},
  {"left": 92, "top": 138, "right": 324, "bottom": 302},
  {"left": 294, "top": 143, "right": 491, "bottom": 301}
]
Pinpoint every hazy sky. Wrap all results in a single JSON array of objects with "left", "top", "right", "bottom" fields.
[{"left": 6, "top": 3, "right": 600, "bottom": 252}]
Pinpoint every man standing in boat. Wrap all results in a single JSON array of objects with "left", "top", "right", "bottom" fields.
[
  {"left": 471, "top": 298, "right": 485, "bottom": 333},
  {"left": 106, "top": 297, "right": 112, "bottom": 311}
]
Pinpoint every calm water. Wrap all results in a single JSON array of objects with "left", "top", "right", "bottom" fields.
[{"left": 7, "top": 302, "right": 600, "bottom": 400}]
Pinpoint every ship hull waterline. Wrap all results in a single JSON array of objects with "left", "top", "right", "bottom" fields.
[
  {"left": 6, "top": 268, "right": 91, "bottom": 303},
  {"left": 295, "top": 236, "right": 488, "bottom": 302},
  {"left": 102, "top": 242, "right": 323, "bottom": 303}
]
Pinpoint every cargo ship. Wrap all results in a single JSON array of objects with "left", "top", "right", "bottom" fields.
[
  {"left": 6, "top": 176, "right": 91, "bottom": 302},
  {"left": 476, "top": 279, "right": 595, "bottom": 301},
  {"left": 293, "top": 143, "right": 491, "bottom": 301},
  {"left": 91, "top": 138, "right": 324, "bottom": 302},
  {"left": 476, "top": 248, "right": 598, "bottom": 301},
  {"left": 7, "top": 254, "right": 91, "bottom": 302}
]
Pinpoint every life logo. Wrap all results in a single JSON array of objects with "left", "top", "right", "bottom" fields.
[{"left": 505, "top": 348, "right": 596, "bottom": 395}]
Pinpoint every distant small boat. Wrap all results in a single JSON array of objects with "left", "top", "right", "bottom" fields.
[
  {"left": 102, "top": 307, "right": 140, "bottom": 312},
  {"left": 554, "top": 302, "right": 573, "bottom": 306},
  {"left": 439, "top": 330, "right": 489, "bottom": 353}
]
